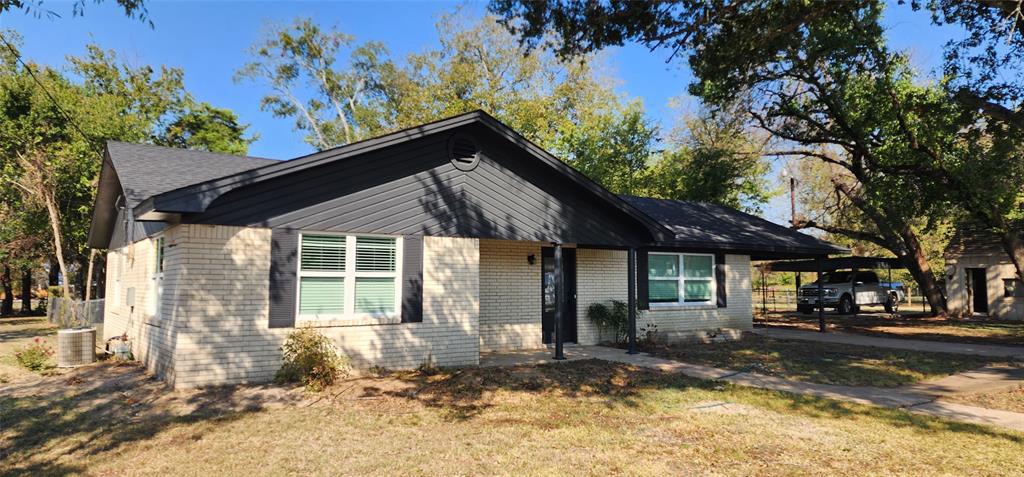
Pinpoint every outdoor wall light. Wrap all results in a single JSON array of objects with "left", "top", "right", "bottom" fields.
[{"left": 527, "top": 254, "right": 536, "bottom": 265}]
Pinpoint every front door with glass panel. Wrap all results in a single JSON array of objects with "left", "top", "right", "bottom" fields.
[{"left": 541, "top": 247, "right": 577, "bottom": 344}]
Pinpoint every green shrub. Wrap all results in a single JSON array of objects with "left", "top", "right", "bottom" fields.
[
  {"left": 275, "top": 327, "right": 349, "bottom": 391},
  {"left": 587, "top": 300, "right": 640, "bottom": 344},
  {"left": 15, "top": 338, "right": 54, "bottom": 372}
]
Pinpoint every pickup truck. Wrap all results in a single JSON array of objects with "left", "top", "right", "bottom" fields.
[{"left": 797, "top": 270, "right": 898, "bottom": 314}]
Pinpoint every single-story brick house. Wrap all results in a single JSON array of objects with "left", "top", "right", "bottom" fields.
[
  {"left": 945, "top": 226, "right": 1024, "bottom": 319},
  {"left": 88, "top": 111, "right": 845, "bottom": 388}
]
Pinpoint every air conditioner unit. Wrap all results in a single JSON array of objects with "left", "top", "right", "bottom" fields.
[{"left": 57, "top": 328, "right": 97, "bottom": 367}]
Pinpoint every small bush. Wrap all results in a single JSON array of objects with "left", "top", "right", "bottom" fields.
[
  {"left": 275, "top": 327, "right": 349, "bottom": 391},
  {"left": 587, "top": 300, "right": 642, "bottom": 344},
  {"left": 15, "top": 338, "right": 54, "bottom": 372}
]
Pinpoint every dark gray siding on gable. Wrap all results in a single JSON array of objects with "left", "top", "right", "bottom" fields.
[
  {"left": 108, "top": 202, "right": 168, "bottom": 250},
  {"left": 185, "top": 124, "right": 653, "bottom": 247}
]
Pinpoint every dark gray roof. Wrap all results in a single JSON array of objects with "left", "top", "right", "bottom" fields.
[
  {"left": 620, "top": 196, "right": 848, "bottom": 258},
  {"left": 945, "top": 224, "right": 1020, "bottom": 259},
  {"left": 106, "top": 141, "right": 278, "bottom": 210},
  {"left": 763, "top": 256, "right": 903, "bottom": 272}
]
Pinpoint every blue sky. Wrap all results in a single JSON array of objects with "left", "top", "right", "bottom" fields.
[{"left": 1, "top": 0, "right": 963, "bottom": 224}]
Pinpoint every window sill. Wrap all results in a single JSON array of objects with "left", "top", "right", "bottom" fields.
[
  {"left": 648, "top": 303, "right": 718, "bottom": 312},
  {"left": 296, "top": 316, "right": 403, "bottom": 328}
]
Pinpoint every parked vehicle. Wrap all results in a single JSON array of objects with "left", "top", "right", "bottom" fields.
[{"left": 797, "top": 271, "right": 897, "bottom": 314}]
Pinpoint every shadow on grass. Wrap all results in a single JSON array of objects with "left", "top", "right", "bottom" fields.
[
  {"left": 640, "top": 335, "right": 993, "bottom": 388},
  {"left": 372, "top": 358, "right": 1023, "bottom": 444},
  {"left": 757, "top": 313, "right": 1024, "bottom": 347},
  {"left": 0, "top": 362, "right": 287, "bottom": 476}
]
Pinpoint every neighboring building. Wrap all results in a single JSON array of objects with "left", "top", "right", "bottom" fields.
[
  {"left": 945, "top": 227, "right": 1024, "bottom": 320},
  {"left": 88, "top": 111, "right": 845, "bottom": 388}
]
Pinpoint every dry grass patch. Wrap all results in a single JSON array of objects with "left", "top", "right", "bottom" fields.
[
  {"left": 2, "top": 359, "right": 1023, "bottom": 476},
  {"left": 758, "top": 313, "right": 1024, "bottom": 346},
  {"left": 0, "top": 316, "right": 56, "bottom": 383},
  {"left": 641, "top": 334, "right": 993, "bottom": 387},
  {"left": 944, "top": 385, "right": 1024, "bottom": 414}
]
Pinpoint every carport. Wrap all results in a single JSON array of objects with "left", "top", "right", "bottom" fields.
[{"left": 761, "top": 257, "right": 905, "bottom": 332}]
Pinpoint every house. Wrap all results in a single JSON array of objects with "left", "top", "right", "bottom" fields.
[
  {"left": 945, "top": 226, "right": 1024, "bottom": 319},
  {"left": 88, "top": 111, "right": 845, "bottom": 388}
]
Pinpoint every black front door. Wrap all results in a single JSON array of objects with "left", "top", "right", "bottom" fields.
[
  {"left": 542, "top": 247, "right": 577, "bottom": 344},
  {"left": 968, "top": 268, "right": 989, "bottom": 314}
]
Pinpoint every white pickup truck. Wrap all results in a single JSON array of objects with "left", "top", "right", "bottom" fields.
[{"left": 797, "top": 271, "right": 898, "bottom": 314}]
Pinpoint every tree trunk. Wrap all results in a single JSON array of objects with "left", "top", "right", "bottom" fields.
[
  {"left": 84, "top": 249, "right": 96, "bottom": 303},
  {"left": 998, "top": 228, "right": 1024, "bottom": 282},
  {"left": 48, "top": 256, "right": 58, "bottom": 286},
  {"left": 1, "top": 266, "right": 13, "bottom": 316},
  {"left": 896, "top": 224, "right": 947, "bottom": 315},
  {"left": 20, "top": 268, "right": 32, "bottom": 314}
]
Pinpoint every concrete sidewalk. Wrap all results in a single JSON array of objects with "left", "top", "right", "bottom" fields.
[
  {"left": 481, "top": 346, "right": 1024, "bottom": 433},
  {"left": 752, "top": 327, "right": 1024, "bottom": 360}
]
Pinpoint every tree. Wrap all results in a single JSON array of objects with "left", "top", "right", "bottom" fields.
[
  {"left": 235, "top": 18, "right": 389, "bottom": 149},
  {"left": 0, "top": 36, "right": 253, "bottom": 300},
  {"left": 641, "top": 106, "right": 774, "bottom": 212},
  {"left": 489, "top": 0, "right": 959, "bottom": 314},
  {"left": 155, "top": 103, "right": 255, "bottom": 155},
  {"left": 0, "top": 0, "right": 151, "bottom": 25},
  {"left": 238, "top": 13, "right": 663, "bottom": 194}
]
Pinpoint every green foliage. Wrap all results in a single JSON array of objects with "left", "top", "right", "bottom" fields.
[
  {"left": 641, "top": 106, "right": 775, "bottom": 212},
  {"left": 0, "top": 36, "right": 252, "bottom": 298},
  {"left": 155, "top": 102, "right": 255, "bottom": 155},
  {"left": 275, "top": 327, "right": 349, "bottom": 391},
  {"left": 14, "top": 337, "right": 53, "bottom": 372},
  {"left": 586, "top": 300, "right": 633, "bottom": 344}
]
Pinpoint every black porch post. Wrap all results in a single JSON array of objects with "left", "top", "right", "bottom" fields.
[
  {"left": 817, "top": 256, "right": 826, "bottom": 332},
  {"left": 553, "top": 243, "right": 566, "bottom": 360},
  {"left": 795, "top": 272, "right": 801, "bottom": 310},
  {"left": 627, "top": 247, "right": 638, "bottom": 354},
  {"left": 851, "top": 267, "right": 859, "bottom": 317}
]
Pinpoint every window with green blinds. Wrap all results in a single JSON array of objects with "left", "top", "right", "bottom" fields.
[
  {"left": 300, "top": 277, "right": 345, "bottom": 314},
  {"left": 647, "top": 252, "right": 715, "bottom": 305},
  {"left": 355, "top": 277, "right": 396, "bottom": 314},
  {"left": 301, "top": 235, "right": 346, "bottom": 271},
  {"left": 356, "top": 237, "right": 396, "bottom": 271},
  {"left": 297, "top": 233, "right": 400, "bottom": 320}
]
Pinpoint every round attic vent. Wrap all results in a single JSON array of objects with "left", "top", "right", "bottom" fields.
[{"left": 448, "top": 134, "right": 481, "bottom": 171}]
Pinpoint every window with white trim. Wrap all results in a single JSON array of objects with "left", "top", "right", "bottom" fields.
[
  {"left": 648, "top": 253, "right": 715, "bottom": 305},
  {"left": 297, "top": 233, "right": 401, "bottom": 320},
  {"left": 149, "top": 236, "right": 165, "bottom": 318}
]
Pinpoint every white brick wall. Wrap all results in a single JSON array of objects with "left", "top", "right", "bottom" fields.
[
  {"left": 946, "top": 256, "right": 1024, "bottom": 320},
  {"left": 105, "top": 223, "right": 756, "bottom": 387},
  {"left": 129, "top": 225, "right": 481, "bottom": 388},
  {"left": 479, "top": 240, "right": 542, "bottom": 351},
  {"left": 102, "top": 229, "right": 179, "bottom": 381},
  {"left": 575, "top": 251, "right": 753, "bottom": 344}
]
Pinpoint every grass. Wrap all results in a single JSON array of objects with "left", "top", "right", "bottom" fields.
[
  {"left": 945, "top": 385, "right": 1024, "bottom": 414},
  {"left": 0, "top": 316, "right": 56, "bottom": 383},
  {"left": 1, "top": 360, "right": 1022, "bottom": 476},
  {"left": 757, "top": 312, "right": 1024, "bottom": 346},
  {"left": 641, "top": 334, "right": 994, "bottom": 387}
]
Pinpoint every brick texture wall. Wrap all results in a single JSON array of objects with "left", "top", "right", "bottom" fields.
[
  {"left": 946, "top": 256, "right": 1024, "bottom": 319},
  {"left": 104, "top": 225, "right": 481, "bottom": 388},
  {"left": 479, "top": 239, "right": 542, "bottom": 351},
  {"left": 575, "top": 250, "right": 753, "bottom": 344}
]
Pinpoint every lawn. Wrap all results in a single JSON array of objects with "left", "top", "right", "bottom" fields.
[
  {"left": 757, "top": 312, "right": 1024, "bottom": 347},
  {"left": 944, "top": 385, "right": 1024, "bottom": 414},
  {"left": 1, "top": 360, "right": 1022, "bottom": 476},
  {"left": 0, "top": 316, "right": 56, "bottom": 384},
  {"left": 641, "top": 334, "right": 994, "bottom": 387}
]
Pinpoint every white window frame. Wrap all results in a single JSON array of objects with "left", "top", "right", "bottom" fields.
[
  {"left": 149, "top": 235, "right": 165, "bottom": 319},
  {"left": 296, "top": 232, "right": 403, "bottom": 321},
  {"left": 113, "top": 249, "right": 123, "bottom": 306},
  {"left": 648, "top": 252, "right": 717, "bottom": 307}
]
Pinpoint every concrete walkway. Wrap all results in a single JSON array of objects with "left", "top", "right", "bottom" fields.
[
  {"left": 481, "top": 346, "right": 1024, "bottom": 433},
  {"left": 752, "top": 327, "right": 1024, "bottom": 360}
]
